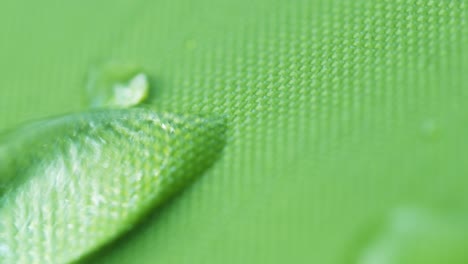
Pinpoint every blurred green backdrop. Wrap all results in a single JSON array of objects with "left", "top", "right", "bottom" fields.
[{"left": 0, "top": 0, "right": 467, "bottom": 263}]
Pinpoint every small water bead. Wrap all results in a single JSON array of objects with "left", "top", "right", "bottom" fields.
[
  {"left": 419, "top": 118, "right": 440, "bottom": 141},
  {"left": 86, "top": 61, "right": 149, "bottom": 108},
  {"left": 358, "top": 207, "right": 468, "bottom": 264}
]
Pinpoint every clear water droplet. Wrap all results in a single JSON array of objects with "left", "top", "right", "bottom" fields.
[
  {"left": 358, "top": 208, "right": 468, "bottom": 264},
  {"left": 0, "top": 108, "right": 226, "bottom": 264},
  {"left": 420, "top": 119, "right": 440, "bottom": 140},
  {"left": 86, "top": 61, "right": 149, "bottom": 108}
]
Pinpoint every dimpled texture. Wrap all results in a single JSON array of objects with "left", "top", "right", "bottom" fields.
[
  {"left": 0, "top": 0, "right": 467, "bottom": 263},
  {"left": 0, "top": 108, "right": 226, "bottom": 264}
]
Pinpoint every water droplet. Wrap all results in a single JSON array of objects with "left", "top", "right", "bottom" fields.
[
  {"left": 358, "top": 208, "right": 468, "bottom": 264},
  {"left": 420, "top": 119, "right": 440, "bottom": 140},
  {"left": 86, "top": 61, "right": 149, "bottom": 108},
  {"left": 0, "top": 108, "right": 226, "bottom": 263},
  {"left": 184, "top": 39, "right": 198, "bottom": 51}
]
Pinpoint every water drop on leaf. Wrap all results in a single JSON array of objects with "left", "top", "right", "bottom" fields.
[
  {"left": 0, "top": 108, "right": 226, "bottom": 264},
  {"left": 358, "top": 208, "right": 468, "bottom": 264},
  {"left": 86, "top": 61, "right": 149, "bottom": 108}
]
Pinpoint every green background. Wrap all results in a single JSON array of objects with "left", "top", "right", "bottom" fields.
[{"left": 1, "top": 0, "right": 467, "bottom": 263}]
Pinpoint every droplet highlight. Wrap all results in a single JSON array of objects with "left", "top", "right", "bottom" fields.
[
  {"left": 86, "top": 61, "right": 149, "bottom": 108},
  {"left": 0, "top": 108, "right": 226, "bottom": 264},
  {"left": 358, "top": 207, "right": 468, "bottom": 264},
  {"left": 419, "top": 119, "right": 440, "bottom": 141}
]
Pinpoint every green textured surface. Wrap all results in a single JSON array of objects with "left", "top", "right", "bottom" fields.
[{"left": 0, "top": 0, "right": 467, "bottom": 263}]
